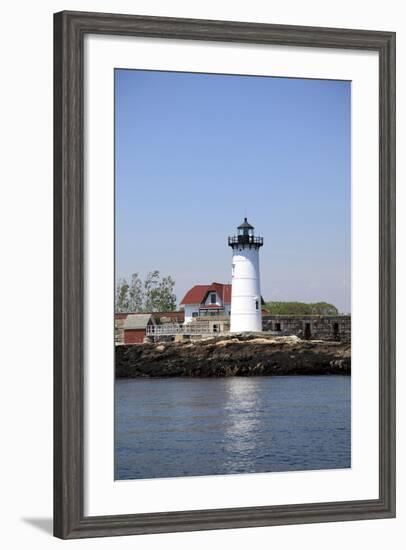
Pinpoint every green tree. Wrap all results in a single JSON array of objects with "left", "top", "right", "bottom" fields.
[
  {"left": 115, "top": 271, "right": 177, "bottom": 312},
  {"left": 143, "top": 270, "right": 160, "bottom": 312},
  {"left": 128, "top": 272, "right": 144, "bottom": 312},
  {"left": 143, "top": 271, "right": 177, "bottom": 312},
  {"left": 155, "top": 275, "right": 177, "bottom": 312},
  {"left": 115, "top": 278, "right": 130, "bottom": 312}
]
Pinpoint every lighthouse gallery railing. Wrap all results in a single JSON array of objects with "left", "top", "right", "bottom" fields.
[{"left": 228, "top": 235, "right": 263, "bottom": 246}]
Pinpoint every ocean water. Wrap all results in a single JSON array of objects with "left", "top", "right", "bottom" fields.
[{"left": 115, "top": 375, "right": 351, "bottom": 480}]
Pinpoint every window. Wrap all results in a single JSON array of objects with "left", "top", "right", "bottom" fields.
[
  {"left": 210, "top": 293, "right": 216, "bottom": 304},
  {"left": 255, "top": 300, "right": 259, "bottom": 310},
  {"left": 275, "top": 322, "right": 281, "bottom": 332},
  {"left": 232, "top": 264, "right": 235, "bottom": 277},
  {"left": 192, "top": 312, "right": 198, "bottom": 318}
]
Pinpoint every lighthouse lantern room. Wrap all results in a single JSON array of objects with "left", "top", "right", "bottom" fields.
[{"left": 228, "top": 218, "right": 263, "bottom": 333}]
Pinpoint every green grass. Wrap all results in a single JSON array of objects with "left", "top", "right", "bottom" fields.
[{"left": 263, "top": 301, "right": 339, "bottom": 316}]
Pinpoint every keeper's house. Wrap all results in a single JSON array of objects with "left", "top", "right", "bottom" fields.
[{"left": 180, "top": 282, "right": 232, "bottom": 324}]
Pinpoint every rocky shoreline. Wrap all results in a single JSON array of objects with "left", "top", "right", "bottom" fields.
[{"left": 115, "top": 334, "right": 351, "bottom": 378}]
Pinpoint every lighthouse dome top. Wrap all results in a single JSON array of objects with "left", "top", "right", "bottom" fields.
[
  {"left": 238, "top": 217, "right": 254, "bottom": 230},
  {"left": 228, "top": 217, "right": 263, "bottom": 249}
]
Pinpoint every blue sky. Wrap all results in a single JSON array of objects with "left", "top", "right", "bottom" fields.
[{"left": 115, "top": 69, "right": 351, "bottom": 313}]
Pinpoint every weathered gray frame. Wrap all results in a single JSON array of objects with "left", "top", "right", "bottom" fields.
[{"left": 54, "top": 10, "right": 396, "bottom": 539}]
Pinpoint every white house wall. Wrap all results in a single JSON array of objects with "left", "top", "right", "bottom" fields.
[
  {"left": 182, "top": 300, "right": 231, "bottom": 323},
  {"left": 183, "top": 304, "right": 200, "bottom": 324}
]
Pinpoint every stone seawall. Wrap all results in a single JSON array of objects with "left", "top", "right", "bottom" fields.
[
  {"left": 115, "top": 334, "right": 351, "bottom": 378},
  {"left": 262, "top": 315, "right": 351, "bottom": 342}
]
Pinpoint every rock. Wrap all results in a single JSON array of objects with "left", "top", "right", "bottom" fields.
[{"left": 115, "top": 335, "right": 351, "bottom": 378}]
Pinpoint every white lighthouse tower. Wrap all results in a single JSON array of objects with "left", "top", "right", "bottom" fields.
[{"left": 228, "top": 218, "right": 263, "bottom": 333}]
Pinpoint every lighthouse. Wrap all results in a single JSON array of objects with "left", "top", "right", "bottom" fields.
[{"left": 228, "top": 218, "right": 263, "bottom": 333}]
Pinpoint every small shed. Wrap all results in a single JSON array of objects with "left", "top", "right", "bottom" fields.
[{"left": 123, "top": 314, "right": 156, "bottom": 344}]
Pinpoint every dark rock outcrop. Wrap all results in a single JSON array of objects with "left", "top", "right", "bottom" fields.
[{"left": 115, "top": 334, "right": 351, "bottom": 378}]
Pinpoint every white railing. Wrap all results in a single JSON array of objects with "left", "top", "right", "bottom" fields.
[{"left": 146, "top": 323, "right": 222, "bottom": 336}]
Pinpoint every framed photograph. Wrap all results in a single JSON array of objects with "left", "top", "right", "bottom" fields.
[{"left": 54, "top": 10, "right": 396, "bottom": 539}]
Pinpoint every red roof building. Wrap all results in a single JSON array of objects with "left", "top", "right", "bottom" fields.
[{"left": 180, "top": 282, "right": 232, "bottom": 323}]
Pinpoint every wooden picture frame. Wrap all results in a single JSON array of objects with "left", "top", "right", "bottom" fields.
[{"left": 54, "top": 10, "right": 396, "bottom": 539}]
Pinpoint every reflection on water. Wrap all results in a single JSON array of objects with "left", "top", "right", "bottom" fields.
[
  {"left": 223, "top": 378, "right": 262, "bottom": 459},
  {"left": 115, "top": 376, "right": 351, "bottom": 480}
]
